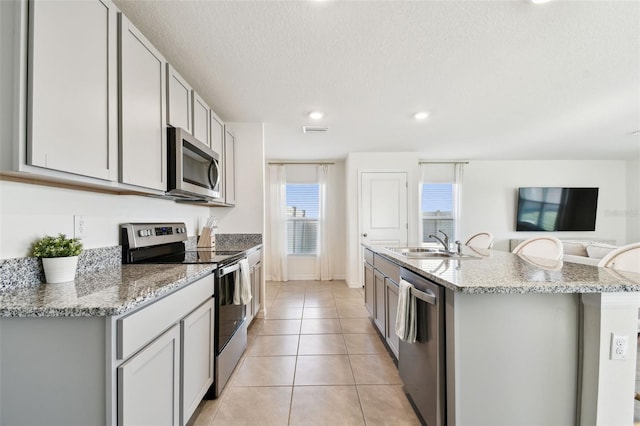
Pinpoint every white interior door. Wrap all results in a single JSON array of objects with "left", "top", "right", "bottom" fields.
[{"left": 360, "top": 172, "right": 408, "bottom": 246}]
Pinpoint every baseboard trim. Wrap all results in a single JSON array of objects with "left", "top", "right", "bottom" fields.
[{"left": 265, "top": 274, "right": 347, "bottom": 282}]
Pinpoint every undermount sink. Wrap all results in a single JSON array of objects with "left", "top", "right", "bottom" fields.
[{"left": 385, "top": 247, "right": 472, "bottom": 259}]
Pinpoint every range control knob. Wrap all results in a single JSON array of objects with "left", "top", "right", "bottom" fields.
[{"left": 138, "top": 230, "right": 146, "bottom": 237}]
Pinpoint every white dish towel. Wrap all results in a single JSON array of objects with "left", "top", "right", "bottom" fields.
[
  {"left": 395, "top": 279, "right": 416, "bottom": 343},
  {"left": 233, "top": 259, "right": 252, "bottom": 305}
]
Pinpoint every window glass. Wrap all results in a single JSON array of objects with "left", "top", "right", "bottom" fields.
[
  {"left": 421, "top": 183, "right": 455, "bottom": 243},
  {"left": 286, "top": 184, "right": 319, "bottom": 255}
]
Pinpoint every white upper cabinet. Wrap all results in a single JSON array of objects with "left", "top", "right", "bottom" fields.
[
  {"left": 209, "top": 110, "right": 224, "bottom": 156},
  {"left": 224, "top": 127, "right": 236, "bottom": 206},
  {"left": 192, "top": 92, "right": 210, "bottom": 147},
  {"left": 119, "top": 13, "right": 167, "bottom": 191},
  {"left": 28, "top": 0, "right": 118, "bottom": 181},
  {"left": 167, "top": 65, "right": 192, "bottom": 134}
]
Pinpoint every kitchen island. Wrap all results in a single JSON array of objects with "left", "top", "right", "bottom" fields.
[{"left": 364, "top": 243, "right": 640, "bottom": 426}]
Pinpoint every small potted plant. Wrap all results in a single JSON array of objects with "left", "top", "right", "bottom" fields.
[{"left": 31, "top": 234, "right": 83, "bottom": 284}]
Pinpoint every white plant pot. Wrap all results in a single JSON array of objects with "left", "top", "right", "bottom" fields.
[{"left": 42, "top": 256, "right": 79, "bottom": 284}]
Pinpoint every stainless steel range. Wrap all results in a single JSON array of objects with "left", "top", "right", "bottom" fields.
[{"left": 121, "top": 222, "right": 247, "bottom": 398}]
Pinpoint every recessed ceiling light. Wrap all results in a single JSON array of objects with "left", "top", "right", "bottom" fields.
[
  {"left": 309, "top": 111, "right": 324, "bottom": 120},
  {"left": 414, "top": 111, "right": 430, "bottom": 120},
  {"left": 530, "top": 0, "right": 552, "bottom": 4}
]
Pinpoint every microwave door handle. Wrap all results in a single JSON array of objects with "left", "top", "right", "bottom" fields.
[{"left": 209, "top": 158, "right": 221, "bottom": 190}]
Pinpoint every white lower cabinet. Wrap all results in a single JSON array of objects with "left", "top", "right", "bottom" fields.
[
  {"left": 118, "top": 324, "right": 181, "bottom": 426},
  {"left": 181, "top": 299, "right": 215, "bottom": 425},
  {"left": 115, "top": 274, "right": 215, "bottom": 426}
]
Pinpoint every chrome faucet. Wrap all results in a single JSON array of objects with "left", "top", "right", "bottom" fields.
[{"left": 428, "top": 230, "right": 450, "bottom": 252}]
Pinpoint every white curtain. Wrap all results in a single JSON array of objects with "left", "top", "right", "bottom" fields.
[
  {"left": 315, "top": 164, "right": 332, "bottom": 281},
  {"left": 269, "top": 164, "right": 288, "bottom": 281},
  {"left": 453, "top": 163, "right": 464, "bottom": 243}
]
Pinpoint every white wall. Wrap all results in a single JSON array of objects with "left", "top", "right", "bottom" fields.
[
  {"left": 626, "top": 159, "right": 640, "bottom": 243},
  {"left": 209, "top": 122, "right": 265, "bottom": 234},
  {"left": 461, "top": 160, "right": 630, "bottom": 251},
  {"left": 0, "top": 122, "right": 265, "bottom": 259},
  {"left": 264, "top": 160, "right": 346, "bottom": 281}
]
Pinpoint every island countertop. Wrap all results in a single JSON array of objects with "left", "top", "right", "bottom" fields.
[{"left": 364, "top": 243, "right": 640, "bottom": 294}]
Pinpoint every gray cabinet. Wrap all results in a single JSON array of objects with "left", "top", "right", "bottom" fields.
[
  {"left": 385, "top": 277, "right": 400, "bottom": 359},
  {"left": 118, "top": 324, "right": 180, "bottom": 426},
  {"left": 363, "top": 248, "right": 400, "bottom": 358},
  {"left": 364, "top": 260, "right": 374, "bottom": 316},
  {"left": 210, "top": 111, "right": 224, "bottom": 156},
  {"left": 224, "top": 127, "right": 236, "bottom": 205},
  {"left": 167, "top": 65, "right": 193, "bottom": 133},
  {"left": 247, "top": 248, "right": 262, "bottom": 322},
  {"left": 374, "top": 269, "right": 386, "bottom": 335},
  {"left": 28, "top": 0, "right": 118, "bottom": 181},
  {"left": 119, "top": 13, "right": 167, "bottom": 191},
  {"left": 181, "top": 299, "right": 214, "bottom": 425},
  {"left": 252, "top": 262, "right": 262, "bottom": 320},
  {"left": 192, "top": 92, "right": 210, "bottom": 147}
]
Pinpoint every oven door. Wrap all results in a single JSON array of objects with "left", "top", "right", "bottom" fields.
[
  {"left": 216, "top": 261, "right": 246, "bottom": 353},
  {"left": 167, "top": 127, "right": 221, "bottom": 200}
]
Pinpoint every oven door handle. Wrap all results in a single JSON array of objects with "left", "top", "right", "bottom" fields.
[
  {"left": 411, "top": 287, "right": 436, "bottom": 305},
  {"left": 220, "top": 261, "right": 242, "bottom": 276}
]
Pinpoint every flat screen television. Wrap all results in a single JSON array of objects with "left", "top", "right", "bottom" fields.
[{"left": 516, "top": 187, "right": 599, "bottom": 231}]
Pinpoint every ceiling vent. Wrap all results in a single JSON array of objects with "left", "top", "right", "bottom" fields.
[{"left": 302, "top": 126, "right": 328, "bottom": 133}]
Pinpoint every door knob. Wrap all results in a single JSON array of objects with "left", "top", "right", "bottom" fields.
[{"left": 361, "top": 233, "right": 368, "bottom": 237}]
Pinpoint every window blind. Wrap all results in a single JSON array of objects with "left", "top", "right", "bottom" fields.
[{"left": 286, "top": 184, "right": 319, "bottom": 255}]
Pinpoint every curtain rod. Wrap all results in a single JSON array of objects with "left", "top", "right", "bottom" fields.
[
  {"left": 267, "top": 161, "right": 336, "bottom": 165},
  {"left": 418, "top": 160, "right": 469, "bottom": 164}
]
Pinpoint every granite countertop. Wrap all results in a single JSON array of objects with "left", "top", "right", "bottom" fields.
[
  {"left": 0, "top": 240, "right": 263, "bottom": 318},
  {"left": 365, "top": 243, "right": 640, "bottom": 294},
  {"left": 0, "top": 263, "right": 216, "bottom": 317}
]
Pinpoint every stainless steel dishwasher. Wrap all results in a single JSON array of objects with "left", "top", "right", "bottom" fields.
[{"left": 398, "top": 268, "right": 446, "bottom": 426}]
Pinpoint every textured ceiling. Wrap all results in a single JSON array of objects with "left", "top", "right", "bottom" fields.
[{"left": 114, "top": 0, "right": 640, "bottom": 161}]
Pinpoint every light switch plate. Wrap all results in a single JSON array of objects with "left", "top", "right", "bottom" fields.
[{"left": 74, "top": 215, "right": 86, "bottom": 239}]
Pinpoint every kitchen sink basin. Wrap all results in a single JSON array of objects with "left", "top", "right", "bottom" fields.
[{"left": 385, "top": 247, "right": 473, "bottom": 259}]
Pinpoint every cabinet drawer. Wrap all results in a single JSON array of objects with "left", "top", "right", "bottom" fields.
[
  {"left": 247, "top": 248, "right": 262, "bottom": 268},
  {"left": 364, "top": 248, "right": 374, "bottom": 266},
  {"left": 374, "top": 254, "right": 400, "bottom": 284},
  {"left": 117, "top": 273, "right": 214, "bottom": 360}
]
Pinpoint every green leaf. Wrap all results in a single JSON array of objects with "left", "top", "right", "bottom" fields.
[{"left": 31, "top": 234, "right": 83, "bottom": 258}]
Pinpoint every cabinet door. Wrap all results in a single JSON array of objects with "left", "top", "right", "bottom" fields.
[
  {"left": 28, "top": 0, "right": 118, "bottom": 181},
  {"left": 181, "top": 299, "right": 214, "bottom": 425},
  {"left": 364, "top": 262, "right": 374, "bottom": 316},
  {"left": 119, "top": 14, "right": 167, "bottom": 191},
  {"left": 374, "top": 269, "right": 386, "bottom": 335},
  {"left": 210, "top": 111, "right": 224, "bottom": 156},
  {"left": 192, "top": 92, "right": 210, "bottom": 147},
  {"left": 224, "top": 128, "right": 236, "bottom": 205},
  {"left": 252, "top": 263, "right": 262, "bottom": 318},
  {"left": 118, "top": 324, "right": 180, "bottom": 426},
  {"left": 167, "top": 65, "right": 192, "bottom": 133},
  {"left": 385, "top": 278, "right": 399, "bottom": 359}
]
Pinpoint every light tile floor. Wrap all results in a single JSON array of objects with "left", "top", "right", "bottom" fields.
[{"left": 187, "top": 280, "right": 420, "bottom": 426}]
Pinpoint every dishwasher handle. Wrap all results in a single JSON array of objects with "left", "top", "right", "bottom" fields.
[{"left": 411, "top": 286, "right": 436, "bottom": 305}]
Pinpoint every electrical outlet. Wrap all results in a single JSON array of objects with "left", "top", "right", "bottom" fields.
[
  {"left": 74, "top": 215, "right": 86, "bottom": 239},
  {"left": 610, "top": 333, "right": 628, "bottom": 360}
]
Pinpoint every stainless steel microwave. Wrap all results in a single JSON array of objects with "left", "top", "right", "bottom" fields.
[{"left": 167, "top": 127, "right": 221, "bottom": 200}]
